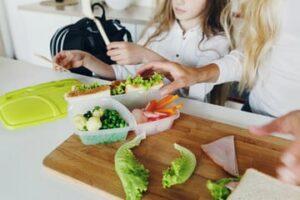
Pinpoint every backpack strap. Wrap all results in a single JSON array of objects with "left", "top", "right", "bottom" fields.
[
  {"left": 92, "top": 3, "right": 106, "bottom": 20},
  {"left": 112, "top": 20, "right": 133, "bottom": 42}
]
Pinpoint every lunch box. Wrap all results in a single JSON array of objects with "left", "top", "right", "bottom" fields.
[
  {"left": 65, "top": 88, "right": 162, "bottom": 111},
  {"left": 68, "top": 97, "right": 137, "bottom": 145},
  {"left": 134, "top": 111, "right": 180, "bottom": 136}
]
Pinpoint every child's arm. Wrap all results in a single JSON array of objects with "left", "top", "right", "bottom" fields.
[
  {"left": 53, "top": 50, "right": 116, "bottom": 79},
  {"left": 107, "top": 42, "right": 166, "bottom": 65}
]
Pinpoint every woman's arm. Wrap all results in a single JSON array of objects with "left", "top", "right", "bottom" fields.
[{"left": 137, "top": 61, "right": 220, "bottom": 96}]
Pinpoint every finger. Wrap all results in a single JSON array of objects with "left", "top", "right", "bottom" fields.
[
  {"left": 281, "top": 139, "right": 300, "bottom": 167},
  {"left": 277, "top": 167, "right": 298, "bottom": 185},
  {"left": 160, "top": 79, "right": 186, "bottom": 96},
  {"left": 107, "top": 49, "right": 122, "bottom": 57},
  {"left": 137, "top": 62, "right": 172, "bottom": 75},
  {"left": 111, "top": 55, "right": 125, "bottom": 62},
  {"left": 249, "top": 117, "right": 287, "bottom": 136},
  {"left": 107, "top": 42, "right": 126, "bottom": 50}
]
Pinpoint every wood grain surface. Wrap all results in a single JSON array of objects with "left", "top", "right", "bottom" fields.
[{"left": 43, "top": 114, "right": 291, "bottom": 200}]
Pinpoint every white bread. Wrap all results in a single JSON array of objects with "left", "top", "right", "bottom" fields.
[
  {"left": 228, "top": 168, "right": 300, "bottom": 200},
  {"left": 65, "top": 86, "right": 111, "bottom": 102},
  {"left": 125, "top": 82, "right": 163, "bottom": 94}
]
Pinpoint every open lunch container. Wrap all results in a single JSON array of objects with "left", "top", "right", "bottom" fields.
[
  {"left": 68, "top": 95, "right": 181, "bottom": 145},
  {"left": 135, "top": 111, "right": 180, "bottom": 136},
  {"left": 66, "top": 87, "right": 162, "bottom": 110},
  {"left": 68, "top": 97, "right": 137, "bottom": 145}
]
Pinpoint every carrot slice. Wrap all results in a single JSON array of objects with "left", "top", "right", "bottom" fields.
[
  {"left": 155, "top": 108, "right": 176, "bottom": 116},
  {"left": 145, "top": 100, "right": 158, "bottom": 112},
  {"left": 156, "top": 95, "right": 179, "bottom": 109}
]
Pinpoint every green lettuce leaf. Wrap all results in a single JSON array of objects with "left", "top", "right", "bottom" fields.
[
  {"left": 115, "top": 134, "right": 149, "bottom": 200},
  {"left": 125, "top": 73, "right": 164, "bottom": 90},
  {"left": 207, "top": 177, "right": 240, "bottom": 200},
  {"left": 162, "top": 144, "right": 196, "bottom": 188}
]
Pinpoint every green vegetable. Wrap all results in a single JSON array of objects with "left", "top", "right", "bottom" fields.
[
  {"left": 162, "top": 143, "right": 196, "bottom": 188},
  {"left": 111, "top": 82, "right": 126, "bottom": 95},
  {"left": 115, "top": 134, "right": 149, "bottom": 200},
  {"left": 92, "top": 106, "right": 104, "bottom": 118},
  {"left": 73, "top": 114, "right": 87, "bottom": 131},
  {"left": 125, "top": 73, "right": 164, "bottom": 90},
  {"left": 74, "top": 106, "right": 127, "bottom": 131},
  {"left": 100, "top": 109, "right": 128, "bottom": 129},
  {"left": 73, "top": 82, "right": 101, "bottom": 92},
  {"left": 86, "top": 116, "right": 102, "bottom": 131},
  {"left": 207, "top": 177, "right": 240, "bottom": 200}
]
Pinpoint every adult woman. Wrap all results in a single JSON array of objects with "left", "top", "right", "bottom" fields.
[{"left": 138, "top": 0, "right": 300, "bottom": 117}]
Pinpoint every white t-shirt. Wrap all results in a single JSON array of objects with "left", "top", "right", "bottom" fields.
[
  {"left": 214, "top": 0, "right": 300, "bottom": 117},
  {"left": 112, "top": 21, "right": 229, "bottom": 101}
]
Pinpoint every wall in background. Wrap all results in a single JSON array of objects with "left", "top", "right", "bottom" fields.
[
  {"left": 0, "top": 0, "right": 14, "bottom": 57},
  {"left": 133, "top": 0, "right": 155, "bottom": 7}
]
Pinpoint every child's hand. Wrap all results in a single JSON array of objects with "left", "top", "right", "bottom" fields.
[
  {"left": 53, "top": 50, "right": 89, "bottom": 71},
  {"left": 107, "top": 42, "right": 157, "bottom": 65}
]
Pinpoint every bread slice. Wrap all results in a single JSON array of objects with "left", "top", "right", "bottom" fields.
[
  {"left": 228, "top": 168, "right": 300, "bottom": 200},
  {"left": 65, "top": 85, "right": 111, "bottom": 102}
]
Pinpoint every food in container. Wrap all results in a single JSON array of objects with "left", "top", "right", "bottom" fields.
[
  {"left": 69, "top": 97, "right": 137, "bottom": 145},
  {"left": 65, "top": 73, "right": 164, "bottom": 109},
  {"left": 132, "top": 95, "right": 183, "bottom": 135},
  {"left": 65, "top": 82, "right": 111, "bottom": 102}
]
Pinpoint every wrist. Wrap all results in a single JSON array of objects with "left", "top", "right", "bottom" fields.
[{"left": 195, "top": 64, "right": 220, "bottom": 83}]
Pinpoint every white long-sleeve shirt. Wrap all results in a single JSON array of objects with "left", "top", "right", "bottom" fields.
[
  {"left": 214, "top": 0, "right": 300, "bottom": 117},
  {"left": 112, "top": 21, "right": 229, "bottom": 101}
]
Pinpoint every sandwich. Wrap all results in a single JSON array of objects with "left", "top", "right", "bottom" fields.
[
  {"left": 125, "top": 72, "right": 164, "bottom": 93},
  {"left": 65, "top": 82, "right": 111, "bottom": 101},
  {"left": 228, "top": 168, "right": 300, "bottom": 200}
]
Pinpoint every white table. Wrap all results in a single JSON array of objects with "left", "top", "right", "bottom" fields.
[{"left": 0, "top": 57, "right": 289, "bottom": 200}]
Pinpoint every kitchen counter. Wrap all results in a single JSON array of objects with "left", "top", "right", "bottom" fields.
[
  {"left": 18, "top": 2, "right": 154, "bottom": 25},
  {"left": 0, "top": 57, "right": 291, "bottom": 200}
]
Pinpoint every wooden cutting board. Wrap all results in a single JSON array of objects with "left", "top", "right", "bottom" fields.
[{"left": 43, "top": 114, "right": 291, "bottom": 200}]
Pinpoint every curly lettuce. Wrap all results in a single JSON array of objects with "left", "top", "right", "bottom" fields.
[
  {"left": 162, "top": 143, "right": 196, "bottom": 188},
  {"left": 115, "top": 134, "right": 149, "bottom": 200},
  {"left": 126, "top": 73, "right": 164, "bottom": 90},
  {"left": 73, "top": 82, "right": 101, "bottom": 92},
  {"left": 207, "top": 177, "right": 240, "bottom": 200}
]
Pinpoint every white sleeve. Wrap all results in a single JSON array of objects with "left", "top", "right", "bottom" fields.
[
  {"left": 111, "top": 64, "right": 141, "bottom": 80},
  {"left": 212, "top": 49, "right": 244, "bottom": 85},
  {"left": 136, "top": 25, "right": 157, "bottom": 46}
]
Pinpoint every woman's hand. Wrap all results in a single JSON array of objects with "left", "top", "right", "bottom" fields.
[
  {"left": 107, "top": 42, "right": 165, "bottom": 65},
  {"left": 53, "top": 50, "right": 90, "bottom": 71},
  {"left": 250, "top": 110, "right": 300, "bottom": 185},
  {"left": 137, "top": 61, "right": 220, "bottom": 96}
]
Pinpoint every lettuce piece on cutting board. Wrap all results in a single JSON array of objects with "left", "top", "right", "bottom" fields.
[
  {"left": 162, "top": 143, "right": 197, "bottom": 188},
  {"left": 115, "top": 134, "right": 149, "bottom": 200}
]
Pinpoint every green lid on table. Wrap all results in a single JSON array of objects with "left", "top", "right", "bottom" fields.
[{"left": 0, "top": 79, "right": 80, "bottom": 130}]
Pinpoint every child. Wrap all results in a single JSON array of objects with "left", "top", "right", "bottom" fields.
[{"left": 54, "top": 0, "right": 229, "bottom": 101}]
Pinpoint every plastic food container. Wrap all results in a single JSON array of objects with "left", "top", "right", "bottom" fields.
[
  {"left": 68, "top": 97, "right": 137, "bottom": 145},
  {"left": 66, "top": 89, "right": 162, "bottom": 111},
  {"left": 135, "top": 112, "right": 180, "bottom": 136},
  {"left": 112, "top": 89, "right": 161, "bottom": 110}
]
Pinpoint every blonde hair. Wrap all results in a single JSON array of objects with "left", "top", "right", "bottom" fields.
[
  {"left": 142, "top": 0, "right": 228, "bottom": 46},
  {"left": 221, "top": 0, "right": 281, "bottom": 92}
]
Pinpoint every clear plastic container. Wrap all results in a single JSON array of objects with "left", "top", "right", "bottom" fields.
[
  {"left": 135, "top": 112, "right": 180, "bottom": 136},
  {"left": 68, "top": 97, "right": 137, "bottom": 145},
  {"left": 65, "top": 89, "right": 162, "bottom": 110},
  {"left": 112, "top": 89, "right": 161, "bottom": 110}
]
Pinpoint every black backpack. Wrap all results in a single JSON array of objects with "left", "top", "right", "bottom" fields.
[{"left": 50, "top": 3, "right": 132, "bottom": 77}]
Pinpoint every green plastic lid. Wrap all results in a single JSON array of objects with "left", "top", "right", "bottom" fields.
[{"left": 0, "top": 79, "right": 80, "bottom": 130}]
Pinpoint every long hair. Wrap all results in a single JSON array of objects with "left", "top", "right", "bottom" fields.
[
  {"left": 221, "top": 0, "right": 281, "bottom": 92},
  {"left": 142, "top": 0, "right": 228, "bottom": 46}
]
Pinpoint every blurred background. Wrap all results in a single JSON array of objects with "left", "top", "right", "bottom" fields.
[{"left": 0, "top": 0, "right": 155, "bottom": 66}]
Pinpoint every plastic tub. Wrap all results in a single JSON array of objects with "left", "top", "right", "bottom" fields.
[
  {"left": 68, "top": 97, "right": 137, "bottom": 145},
  {"left": 66, "top": 89, "right": 162, "bottom": 110},
  {"left": 135, "top": 112, "right": 180, "bottom": 136}
]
